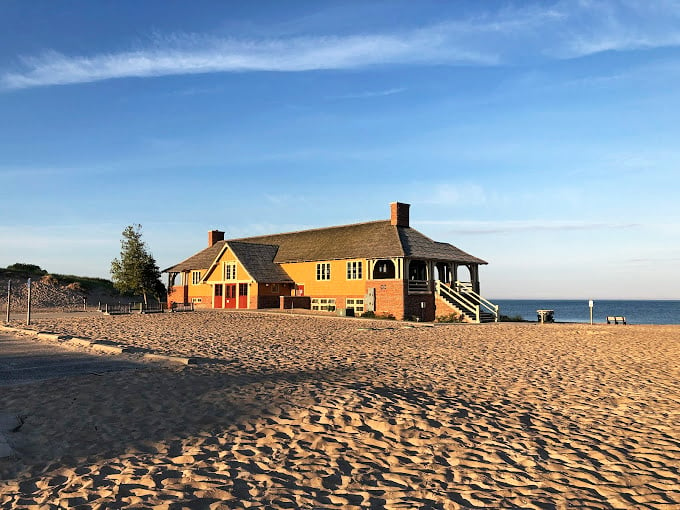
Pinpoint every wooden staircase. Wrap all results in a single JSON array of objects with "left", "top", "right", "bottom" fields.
[{"left": 435, "top": 281, "right": 499, "bottom": 323}]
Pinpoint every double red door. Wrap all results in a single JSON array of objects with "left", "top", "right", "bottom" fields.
[{"left": 215, "top": 283, "right": 247, "bottom": 309}]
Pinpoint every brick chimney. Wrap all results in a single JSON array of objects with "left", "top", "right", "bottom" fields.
[
  {"left": 208, "top": 229, "right": 224, "bottom": 247},
  {"left": 390, "top": 202, "right": 410, "bottom": 227}
]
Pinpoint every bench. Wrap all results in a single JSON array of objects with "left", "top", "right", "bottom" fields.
[{"left": 606, "top": 316, "right": 626, "bottom": 325}]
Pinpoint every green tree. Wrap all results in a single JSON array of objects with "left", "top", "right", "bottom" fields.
[{"left": 110, "top": 225, "right": 165, "bottom": 305}]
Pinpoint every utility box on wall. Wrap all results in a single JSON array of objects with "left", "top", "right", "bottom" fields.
[{"left": 364, "top": 288, "right": 376, "bottom": 312}]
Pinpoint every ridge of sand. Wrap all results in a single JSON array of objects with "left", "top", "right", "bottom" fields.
[{"left": 1, "top": 311, "right": 678, "bottom": 509}]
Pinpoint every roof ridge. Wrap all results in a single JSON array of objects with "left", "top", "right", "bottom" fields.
[
  {"left": 228, "top": 219, "right": 390, "bottom": 241},
  {"left": 226, "top": 240, "right": 279, "bottom": 248}
]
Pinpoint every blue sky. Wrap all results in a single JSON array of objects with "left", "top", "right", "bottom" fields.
[{"left": 1, "top": 0, "right": 679, "bottom": 299}]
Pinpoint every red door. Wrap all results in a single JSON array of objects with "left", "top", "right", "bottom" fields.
[
  {"left": 224, "top": 284, "right": 237, "bottom": 309},
  {"left": 238, "top": 283, "right": 248, "bottom": 308},
  {"left": 214, "top": 284, "right": 223, "bottom": 308},
  {"left": 296, "top": 284, "right": 305, "bottom": 296}
]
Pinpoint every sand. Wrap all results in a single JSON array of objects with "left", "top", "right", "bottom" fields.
[{"left": 0, "top": 311, "right": 678, "bottom": 509}]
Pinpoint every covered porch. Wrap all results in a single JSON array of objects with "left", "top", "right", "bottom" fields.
[{"left": 404, "top": 258, "right": 498, "bottom": 323}]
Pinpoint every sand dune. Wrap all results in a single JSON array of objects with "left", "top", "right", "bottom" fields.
[{"left": 1, "top": 311, "right": 678, "bottom": 508}]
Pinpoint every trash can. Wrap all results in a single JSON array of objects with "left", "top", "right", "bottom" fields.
[{"left": 537, "top": 309, "right": 554, "bottom": 323}]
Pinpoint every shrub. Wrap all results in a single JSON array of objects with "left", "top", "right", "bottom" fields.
[
  {"left": 5, "top": 263, "right": 47, "bottom": 275},
  {"left": 359, "top": 311, "right": 395, "bottom": 320},
  {"left": 436, "top": 313, "right": 465, "bottom": 323},
  {"left": 500, "top": 314, "right": 525, "bottom": 322}
]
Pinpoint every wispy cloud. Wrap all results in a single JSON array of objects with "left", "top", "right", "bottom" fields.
[
  {"left": 2, "top": 2, "right": 680, "bottom": 90},
  {"left": 0, "top": 165, "right": 85, "bottom": 177},
  {"left": 330, "top": 87, "right": 406, "bottom": 100},
  {"left": 420, "top": 183, "right": 489, "bottom": 207},
  {"left": 626, "top": 256, "right": 680, "bottom": 264},
  {"left": 0, "top": 29, "right": 495, "bottom": 90},
  {"left": 418, "top": 219, "right": 641, "bottom": 235},
  {"left": 553, "top": 0, "right": 680, "bottom": 58}
]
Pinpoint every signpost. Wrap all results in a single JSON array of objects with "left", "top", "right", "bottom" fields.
[
  {"left": 589, "top": 299, "right": 594, "bottom": 325},
  {"left": 5, "top": 280, "right": 10, "bottom": 323},
  {"left": 26, "top": 278, "right": 32, "bottom": 326}
]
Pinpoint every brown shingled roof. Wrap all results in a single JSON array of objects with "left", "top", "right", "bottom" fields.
[
  {"left": 227, "top": 242, "right": 294, "bottom": 283},
  {"left": 162, "top": 241, "right": 225, "bottom": 273},
  {"left": 232, "top": 220, "right": 403, "bottom": 262},
  {"left": 397, "top": 227, "right": 486, "bottom": 264},
  {"left": 163, "top": 219, "right": 486, "bottom": 275},
  {"left": 234, "top": 220, "right": 486, "bottom": 264}
]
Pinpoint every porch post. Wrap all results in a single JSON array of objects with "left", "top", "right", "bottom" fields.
[{"left": 471, "top": 264, "right": 480, "bottom": 294}]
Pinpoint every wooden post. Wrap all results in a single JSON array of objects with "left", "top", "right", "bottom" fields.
[
  {"left": 5, "top": 280, "right": 10, "bottom": 323},
  {"left": 26, "top": 278, "right": 32, "bottom": 325}
]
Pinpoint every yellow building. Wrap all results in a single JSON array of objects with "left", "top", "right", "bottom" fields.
[{"left": 164, "top": 202, "right": 498, "bottom": 322}]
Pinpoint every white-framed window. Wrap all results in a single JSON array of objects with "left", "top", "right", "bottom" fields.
[
  {"left": 311, "top": 298, "right": 336, "bottom": 311},
  {"left": 346, "top": 298, "right": 364, "bottom": 312},
  {"left": 191, "top": 297, "right": 203, "bottom": 303},
  {"left": 191, "top": 271, "right": 202, "bottom": 285},
  {"left": 316, "top": 263, "right": 331, "bottom": 281},
  {"left": 224, "top": 262, "right": 237, "bottom": 280},
  {"left": 346, "top": 261, "right": 363, "bottom": 280}
]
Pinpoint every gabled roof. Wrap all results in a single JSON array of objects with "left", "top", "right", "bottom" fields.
[
  {"left": 165, "top": 241, "right": 294, "bottom": 283},
  {"left": 223, "top": 242, "right": 293, "bottom": 283},
  {"left": 163, "top": 218, "right": 486, "bottom": 275},
  {"left": 163, "top": 242, "right": 224, "bottom": 273}
]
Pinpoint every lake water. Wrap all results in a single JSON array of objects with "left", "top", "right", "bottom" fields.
[{"left": 493, "top": 299, "right": 680, "bottom": 325}]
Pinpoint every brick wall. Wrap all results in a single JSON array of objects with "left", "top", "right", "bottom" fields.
[
  {"left": 279, "top": 296, "right": 312, "bottom": 309},
  {"left": 167, "top": 285, "right": 188, "bottom": 307},
  {"left": 370, "top": 279, "right": 406, "bottom": 319},
  {"left": 404, "top": 293, "right": 435, "bottom": 322}
]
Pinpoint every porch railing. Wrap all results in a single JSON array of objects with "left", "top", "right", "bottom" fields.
[
  {"left": 457, "top": 283, "right": 499, "bottom": 321},
  {"left": 407, "top": 280, "right": 430, "bottom": 293},
  {"left": 436, "top": 281, "right": 480, "bottom": 322},
  {"left": 435, "top": 281, "right": 500, "bottom": 323}
]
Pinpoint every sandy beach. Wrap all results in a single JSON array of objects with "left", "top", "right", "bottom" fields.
[{"left": 0, "top": 311, "right": 678, "bottom": 509}]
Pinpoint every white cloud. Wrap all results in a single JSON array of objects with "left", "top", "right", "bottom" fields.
[
  {"left": 330, "top": 87, "right": 406, "bottom": 100},
  {"left": 420, "top": 183, "right": 489, "bottom": 207},
  {"left": 0, "top": 30, "right": 495, "bottom": 90},
  {"left": 417, "top": 219, "right": 641, "bottom": 234},
  {"left": 2, "top": 2, "right": 680, "bottom": 90},
  {"left": 553, "top": 0, "right": 680, "bottom": 58}
]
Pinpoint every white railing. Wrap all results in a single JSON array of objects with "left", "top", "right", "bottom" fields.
[
  {"left": 454, "top": 281, "right": 474, "bottom": 292},
  {"left": 455, "top": 282, "right": 500, "bottom": 322},
  {"left": 435, "top": 281, "right": 480, "bottom": 322},
  {"left": 435, "top": 281, "right": 500, "bottom": 323}
]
